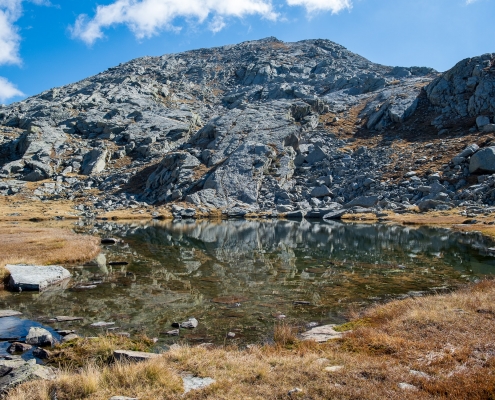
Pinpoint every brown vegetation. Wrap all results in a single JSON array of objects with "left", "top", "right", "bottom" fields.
[
  {"left": 7, "top": 280, "right": 495, "bottom": 399},
  {"left": 0, "top": 226, "right": 100, "bottom": 278}
]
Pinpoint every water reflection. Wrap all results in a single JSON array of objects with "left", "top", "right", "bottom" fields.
[{"left": 1, "top": 220, "right": 494, "bottom": 344}]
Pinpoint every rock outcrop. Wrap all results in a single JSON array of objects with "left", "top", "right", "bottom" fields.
[{"left": 0, "top": 37, "right": 494, "bottom": 214}]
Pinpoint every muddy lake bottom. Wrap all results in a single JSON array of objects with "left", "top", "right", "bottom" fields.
[{"left": 1, "top": 219, "right": 495, "bottom": 352}]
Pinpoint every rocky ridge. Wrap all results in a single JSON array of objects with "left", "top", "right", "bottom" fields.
[{"left": 0, "top": 37, "right": 494, "bottom": 217}]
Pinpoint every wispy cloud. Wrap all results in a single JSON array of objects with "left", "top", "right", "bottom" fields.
[
  {"left": 71, "top": 0, "right": 278, "bottom": 45},
  {"left": 465, "top": 0, "right": 480, "bottom": 3},
  {"left": 286, "top": 0, "right": 352, "bottom": 13},
  {"left": 0, "top": 0, "right": 22, "bottom": 65},
  {"left": 0, "top": 76, "right": 23, "bottom": 103}
]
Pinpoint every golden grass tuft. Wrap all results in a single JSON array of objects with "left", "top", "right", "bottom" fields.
[
  {"left": 0, "top": 226, "right": 100, "bottom": 279},
  {"left": 7, "top": 280, "right": 495, "bottom": 399}
]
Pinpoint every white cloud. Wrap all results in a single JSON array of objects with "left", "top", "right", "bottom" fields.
[
  {"left": 0, "top": 76, "right": 23, "bottom": 102},
  {"left": 466, "top": 0, "right": 479, "bottom": 3},
  {"left": 285, "top": 0, "right": 352, "bottom": 13},
  {"left": 71, "top": 0, "right": 278, "bottom": 45},
  {"left": 0, "top": 0, "right": 22, "bottom": 65}
]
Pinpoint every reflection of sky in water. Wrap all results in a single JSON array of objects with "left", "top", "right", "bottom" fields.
[
  {"left": 0, "top": 317, "right": 60, "bottom": 361},
  {"left": 0, "top": 220, "right": 494, "bottom": 345}
]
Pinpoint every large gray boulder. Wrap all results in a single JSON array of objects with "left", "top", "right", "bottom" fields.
[
  {"left": 457, "top": 143, "right": 479, "bottom": 158},
  {"left": 81, "top": 149, "right": 107, "bottom": 175},
  {"left": 476, "top": 115, "right": 490, "bottom": 129},
  {"left": 6, "top": 264, "right": 71, "bottom": 291},
  {"left": 344, "top": 196, "right": 379, "bottom": 208},
  {"left": 26, "top": 327, "right": 55, "bottom": 346},
  {"left": 469, "top": 147, "right": 495, "bottom": 173}
]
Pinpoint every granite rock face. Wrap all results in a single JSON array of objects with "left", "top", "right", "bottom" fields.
[{"left": 0, "top": 37, "right": 495, "bottom": 213}]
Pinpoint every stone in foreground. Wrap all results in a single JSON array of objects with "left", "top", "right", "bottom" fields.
[
  {"left": 300, "top": 324, "right": 343, "bottom": 342},
  {"left": 6, "top": 264, "right": 71, "bottom": 291},
  {"left": 113, "top": 350, "right": 160, "bottom": 362},
  {"left": 0, "top": 359, "right": 55, "bottom": 392},
  {"left": 25, "top": 327, "right": 55, "bottom": 347}
]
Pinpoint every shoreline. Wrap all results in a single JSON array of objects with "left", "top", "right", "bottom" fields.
[{"left": 5, "top": 279, "right": 495, "bottom": 399}]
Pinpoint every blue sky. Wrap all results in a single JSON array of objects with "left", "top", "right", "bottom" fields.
[{"left": 0, "top": 0, "right": 493, "bottom": 104}]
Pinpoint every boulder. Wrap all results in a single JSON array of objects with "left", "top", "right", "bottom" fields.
[
  {"left": 0, "top": 359, "right": 55, "bottom": 392},
  {"left": 81, "top": 149, "right": 107, "bottom": 175},
  {"left": 7, "top": 342, "right": 32, "bottom": 354},
  {"left": 305, "top": 146, "right": 327, "bottom": 165},
  {"left": 310, "top": 185, "right": 332, "bottom": 198},
  {"left": 417, "top": 199, "right": 452, "bottom": 212},
  {"left": 457, "top": 143, "right": 479, "bottom": 158},
  {"left": 33, "top": 348, "right": 52, "bottom": 360},
  {"left": 322, "top": 209, "right": 347, "bottom": 220},
  {"left": 344, "top": 196, "right": 379, "bottom": 209},
  {"left": 25, "top": 327, "right": 55, "bottom": 347},
  {"left": 6, "top": 264, "right": 71, "bottom": 291},
  {"left": 476, "top": 115, "right": 490, "bottom": 129},
  {"left": 483, "top": 124, "right": 495, "bottom": 133},
  {"left": 469, "top": 147, "right": 495, "bottom": 173}
]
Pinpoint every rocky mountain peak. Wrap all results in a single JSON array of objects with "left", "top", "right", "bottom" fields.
[{"left": 0, "top": 38, "right": 493, "bottom": 217}]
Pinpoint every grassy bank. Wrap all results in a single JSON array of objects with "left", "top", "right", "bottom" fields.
[
  {"left": 7, "top": 280, "right": 495, "bottom": 399},
  {"left": 0, "top": 226, "right": 100, "bottom": 279}
]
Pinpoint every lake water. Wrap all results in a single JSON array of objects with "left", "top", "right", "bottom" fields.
[{"left": 1, "top": 219, "right": 495, "bottom": 348}]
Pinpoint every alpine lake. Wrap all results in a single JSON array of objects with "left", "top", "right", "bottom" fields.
[{"left": 1, "top": 219, "right": 495, "bottom": 352}]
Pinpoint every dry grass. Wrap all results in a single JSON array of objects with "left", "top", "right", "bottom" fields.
[
  {"left": 0, "top": 226, "right": 100, "bottom": 278},
  {"left": 0, "top": 196, "right": 81, "bottom": 221},
  {"left": 8, "top": 280, "right": 495, "bottom": 399}
]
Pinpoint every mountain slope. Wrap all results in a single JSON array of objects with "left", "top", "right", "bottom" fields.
[{"left": 0, "top": 37, "right": 493, "bottom": 217}]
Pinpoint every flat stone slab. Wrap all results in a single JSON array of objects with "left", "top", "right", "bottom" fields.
[
  {"left": 300, "top": 324, "right": 344, "bottom": 342},
  {"left": 0, "top": 310, "right": 22, "bottom": 318},
  {"left": 113, "top": 350, "right": 160, "bottom": 362},
  {"left": 6, "top": 264, "right": 71, "bottom": 291},
  {"left": 90, "top": 321, "right": 115, "bottom": 327},
  {"left": 322, "top": 209, "right": 347, "bottom": 220},
  {"left": 53, "top": 316, "right": 83, "bottom": 322}
]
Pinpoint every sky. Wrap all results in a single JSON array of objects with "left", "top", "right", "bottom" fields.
[{"left": 0, "top": 0, "right": 493, "bottom": 104}]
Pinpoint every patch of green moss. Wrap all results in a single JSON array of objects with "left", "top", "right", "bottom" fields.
[{"left": 333, "top": 318, "right": 372, "bottom": 332}]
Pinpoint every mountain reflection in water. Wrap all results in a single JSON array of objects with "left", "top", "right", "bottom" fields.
[{"left": 1, "top": 220, "right": 494, "bottom": 345}]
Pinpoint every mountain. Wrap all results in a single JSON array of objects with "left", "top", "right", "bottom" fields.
[{"left": 0, "top": 37, "right": 494, "bottom": 218}]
